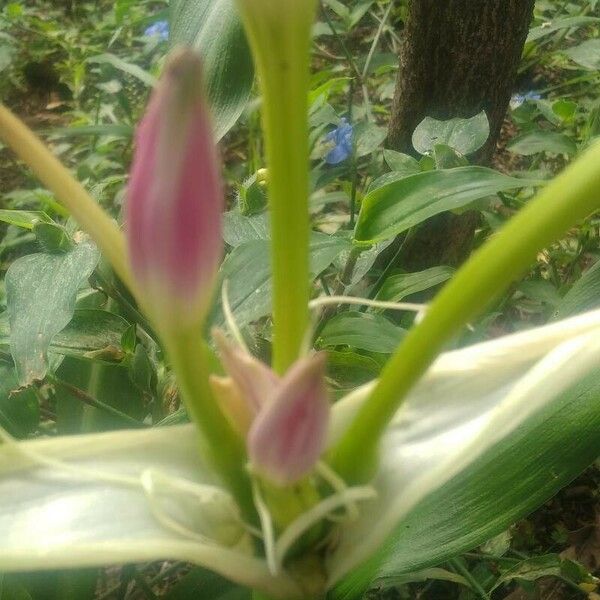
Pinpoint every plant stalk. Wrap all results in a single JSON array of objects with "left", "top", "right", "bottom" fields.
[
  {"left": 165, "top": 328, "right": 255, "bottom": 520},
  {"left": 236, "top": 0, "right": 317, "bottom": 373}
]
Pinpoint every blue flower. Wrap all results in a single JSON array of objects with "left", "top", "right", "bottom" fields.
[
  {"left": 144, "top": 20, "right": 169, "bottom": 41},
  {"left": 510, "top": 91, "right": 542, "bottom": 109},
  {"left": 324, "top": 118, "right": 353, "bottom": 165}
]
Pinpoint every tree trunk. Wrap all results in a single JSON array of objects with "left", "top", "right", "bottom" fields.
[{"left": 388, "top": 0, "right": 535, "bottom": 270}]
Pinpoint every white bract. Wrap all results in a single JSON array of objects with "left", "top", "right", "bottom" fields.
[{"left": 0, "top": 308, "right": 598, "bottom": 598}]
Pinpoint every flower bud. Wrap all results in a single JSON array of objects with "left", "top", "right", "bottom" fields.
[
  {"left": 247, "top": 353, "right": 329, "bottom": 486},
  {"left": 126, "top": 49, "right": 223, "bottom": 331},
  {"left": 213, "top": 332, "right": 330, "bottom": 486}
]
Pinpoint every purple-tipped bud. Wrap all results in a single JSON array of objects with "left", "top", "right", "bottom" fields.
[
  {"left": 126, "top": 49, "right": 223, "bottom": 330},
  {"left": 247, "top": 353, "right": 329, "bottom": 486}
]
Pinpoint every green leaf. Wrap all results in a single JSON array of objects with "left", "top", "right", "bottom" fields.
[
  {"left": 170, "top": 0, "right": 254, "bottom": 140},
  {"left": 318, "top": 312, "right": 406, "bottom": 353},
  {"left": 87, "top": 53, "right": 157, "bottom": 87},
  {"left": 5, "top": 241, "right": 100, "bottom": 385},
  {"left": 0, "top": 209, "right": 52, "bottom": 230},
  {"left": 0, "top": 309, "right": 128, "bottom": 362},
  {"left": 527, "top": 16, "right": 600, "bottom": 42},
  {"left": 490, "top": 554, "right": 562, "bottom": 592},
  {"left": 211, "top": 234, "right": 351, "bottom": 329},
  {"left": 377, "top": 267, "right": 455, "bottom": 302},
  {"left": 332, "top": 335, "right": 600, "bottom": 599},
  {"left": 507, "top": 130, "right": 577, "bottom": 156},
  {"left": 222, "top": 211, "right": 270, "bottom": 247},
  {"left": 375, "top": 567, "right": 470, "bottom": 591},
  {"left": 326, "top": 351, "right": 381, "bottom": 395},
  {"left": 355, "top": 167, "right": 540, "bottom": 244},
  {"left": 563, "top": 39, "right": 600, "bottom": 71},
  {"left": 354, "top": 122, "right": 387, "bottom": 157},
  {"left": 412, "top": 111, "right": 490, "bottom": 156},
  {"left": 555, "top": 259, "right": 600, "bottom": 319},
  {"left": 383, "top": 150, "right": 420, "bottom": 176}
]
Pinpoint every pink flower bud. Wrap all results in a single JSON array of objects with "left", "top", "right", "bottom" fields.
[
  {"left": 212, "top": 331, "right": 330, "bottom": 486},
  {"left": 126, "top": 49, "right": 223, "bottom": 330},
  {"left": 248, "top": 353, "right": 329, "bottom": 486}
]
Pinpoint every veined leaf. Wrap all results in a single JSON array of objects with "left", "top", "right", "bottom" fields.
[
  {"left": 170, "top": 0, "right": 254, "bottom": 140},
  {"left": 5, "top": 241, "right": 99, "bottom": 385},
  {"left": 329, "top": 308, "right": 600, "bottom": 597},
  {"left": 318, "top": 312, "right": 405, "bottom": 354},
  {"left": 0, "top": 310, "right": 129, "bottom": 362},
  {"left": 355, "top": 167, "right": 541, "bottom": 244},
  {"left": 412, "top": 111, "right": 490, "bottom": 156},
  {"left": 211, "top": 234, "right": 351, "bottom": 329}
]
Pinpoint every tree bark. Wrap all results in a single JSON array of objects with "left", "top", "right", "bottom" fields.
[{"left": 387, "top": 0, "right": 535, "bottom": 270}]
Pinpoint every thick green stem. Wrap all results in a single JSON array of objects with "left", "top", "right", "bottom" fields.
[
  {"left": 166, "top": 329, "right": 254, "bottom": 520},
  {"left": 330, "top": 141, "right": 600, "bottom": 481},
  {"left": 0, "top": 104, "right": 133, "bottom": 292},
  {"left": 237, "top": 0, "right": 317, "bottom": 373}
]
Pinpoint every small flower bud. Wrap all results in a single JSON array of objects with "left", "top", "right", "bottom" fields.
[
  {"left": 126, "top": 49, "right": 223, "bottom": 331},
  {"left": 213, "top": 332, "right": 331, "bottom": 487},
  {"left": 247, "top": 353, "right": 330, "bottom": 486}
]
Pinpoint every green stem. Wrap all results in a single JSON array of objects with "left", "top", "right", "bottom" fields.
[
  {"left": 165, "top": 328, "right": 254, "bottom": 520},
  {"left": 330, "top": 140, "right": 600, "bottom": 482},
  {"left": 0, "top": 104, "right": 133, "bottom": 292},
  {"left": 237, "top": 1, "right": 317, "bottom": 373}
]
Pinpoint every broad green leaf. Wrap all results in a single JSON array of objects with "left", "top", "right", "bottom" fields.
[
  {"left": 376, "top": 267, "right": 455, "bottom": 303},
  {"left": 383, "top": 150, "right": 420, "bottom": 176},
  {"left": 555, "top": 259, "right": 600, "bottom": 319},
  {"left": 507, "top": 130, "right": 577, "bottom": 156},
  {"left": 0, "top": 45, "right": 14, "bottom": 73},
  {"left": 46, "top": 310, "right": 129, "bottom": 361},
  {"left": 0, "top": 209, "right": 52, "bottom": 230},
  {"left": 318, "top": 312, "right": 405, "bottom": 353},
  {"left": 222, "top": 211, "right": 270, "bottom": 247},
  {"left": 355, "top": 167, "right": 541, "bottom": 244},
  {"left": 354, "top": 122, "right": 386, "bottom": 157},
  {"left": 170, "top": 0, "right": 254, "bottom": 140},
  {"left": 329, "top": 309, "right": 600, "bottom": 598},
  {"left": 527, "top": 16, "right": 600, "bottom": 42},
  {"left": 87, "top": 54, "right": 157, "bottom": 87},
  {"left": 563, "top": 39, "right": 600, "bottom": 71},
  {"left": 5, "top": 241, "right": 99, "bottom": 385},
  {"left": 211, "top": 234, "right": 351, "bottom": 329},
  {"left": 412, "top": 111, "right": 490, "bottom": 156}
]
